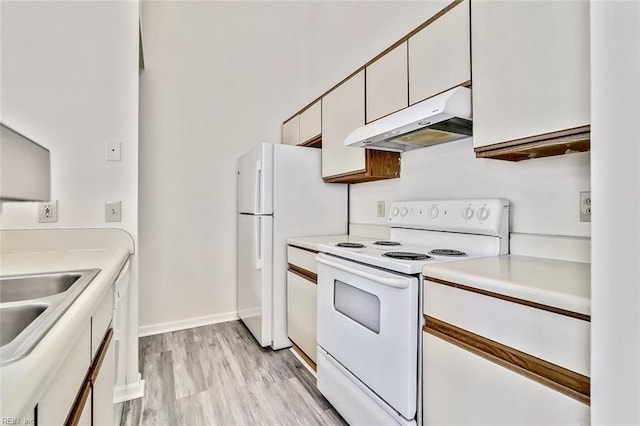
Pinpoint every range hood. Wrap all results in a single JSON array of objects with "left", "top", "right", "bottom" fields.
[{"left": 345, "top": 86, "right": 472, "bottom": 152}]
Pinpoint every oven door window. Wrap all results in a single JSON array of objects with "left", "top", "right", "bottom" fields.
[{"left": 334, "top": 279, "right": 380, "bottom": 334}]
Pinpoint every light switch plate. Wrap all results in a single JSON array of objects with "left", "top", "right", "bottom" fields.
[
  {"left": 105, "top": 200, "right": 122, "bottom": 222},
  {"left": 377, "top": 201, "right": 385, "bottom": 218},
  {"left": 106, "top": 142, "right": 121, "bottom": 161}
]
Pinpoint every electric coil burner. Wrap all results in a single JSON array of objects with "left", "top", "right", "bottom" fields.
[
  {"left": 335, "top": 242, "right": 366, "bottom": 249},
  {"left": 373, "top": 241, "right": 402, "bottom": 247},
  {"left": 429, "top": 249, "right": 466, "bottom": 256},
  {"left": 382, "top": 251, "right": 431, "bottom": 261}
]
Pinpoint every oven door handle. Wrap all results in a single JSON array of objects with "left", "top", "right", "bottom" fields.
[{"left": 316, "top": 256, "right": 410, "bottom": 289}]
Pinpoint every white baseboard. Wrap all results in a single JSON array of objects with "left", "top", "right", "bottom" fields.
[
  {"left": 114, "top": 378, "right": 145, "bottom": 403},
  {"left": 138, "top": 311, "right": 239, "bottom": 337}
]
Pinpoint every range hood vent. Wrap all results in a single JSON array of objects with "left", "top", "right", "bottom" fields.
[{"left": 345, "top": 86, "right": 472, "bottom": 152}]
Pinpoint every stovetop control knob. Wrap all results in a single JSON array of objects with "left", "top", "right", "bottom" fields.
[
  {"left": 392, "top": 207, "right": 400, "bottom": 217},
  {"left": 477, "top": 207, "right": 490, "bottom": 221},
  {"left": 400, "top": 207, "right": 409, "bottom": 217},
  {"left": 462, "top": 207, "right": 475, "bottom": 220},
  {"left": 429, "top": 206, "right": 439, "bottom": 219}
]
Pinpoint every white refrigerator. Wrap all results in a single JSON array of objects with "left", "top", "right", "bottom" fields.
[{"left": 237, "top": 143, "right": 347, "bottom": 349}]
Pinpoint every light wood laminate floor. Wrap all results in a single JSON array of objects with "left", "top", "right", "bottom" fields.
[{"left": 119, "top": 320, "right": 345, "bottom": 426}]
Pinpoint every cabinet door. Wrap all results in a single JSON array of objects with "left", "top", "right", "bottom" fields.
[
  {"left": 38, "top": 323, "right": 91, "bottom": 425},
  {"left": 77, "top": 388, "right": 92, "bottom": 426},
  {"left": 423, "top": 332, "right": 590, "bottom": 425},
  {"left": 92, "top": 289, "right": 114, "bottom": 359},
  {"left": 471, "top": 1, "right": 590, "bottom": 148},
  {"left": 366, "top": 43, "right": 408, "bottom": 122},
  {"left": 287, "top": 271, "right": 317, "bottom": 363},
  {"left": 322, "top": 71, "right": 365, "bottom": 178},
  {"left": 92, "top": 332, "right": 115, "bottom": 426},
  {"left": 299, "top": 100, "right": 321, "bottom": 144},
  {"left": 409, "top": 0, "right": 470, "bottom": 105},
  {"left": 282, "top": 115, "right": 299, "bottom": 146}
]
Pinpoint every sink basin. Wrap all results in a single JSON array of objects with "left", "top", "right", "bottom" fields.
[
  {"left": 0, "top": 304, "right": 48, "bottom": 346},
  {"left": 0, "top": 269, "right": 100, "bottom": 366},
  {"left": 0, "top": 272, "right": 81, "bottom": 303}
]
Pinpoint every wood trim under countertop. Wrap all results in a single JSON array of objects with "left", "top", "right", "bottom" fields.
[
  {"left": 287, "top": 244, "right": 320, "bottom": 255},
  {"left": 66, "top": 328, "right": 114, "bottom": 425},
  {"left": 424, "top": 315, "right": 590, "bottom": 405},
  {"left": 425, "top": 276, "right": 590, "bottom": 322},
  {"left": 288, "top": 264, "right": 317, "bottom": 284},
  {"left": 65, "top": 381, "right": 91, "bottom": 426}
]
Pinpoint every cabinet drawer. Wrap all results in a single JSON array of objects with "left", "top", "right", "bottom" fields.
[
  {"left": 287, "top": 245, "right": 318, "bottom": 275},
  {"left": 423, "top": 332, "right": 590, "bottom": 424},
  {"left": 92, "top": 288, "right": 114, "bottom": 359},
  {"left": 287, "top": 271, "right": 317, "bottom": 363},
  {"left": 424, "top": 279, "right": 590, "bottom": 376},
  {"left": 38, "top": 322, "right": 91, "bottom": 425}
]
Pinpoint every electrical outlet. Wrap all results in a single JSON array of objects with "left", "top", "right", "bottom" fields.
[
  {"left": 580, "top": 191, "right": 591, "bottom": 222},
  {"left": 377, "top": 201, "right": 385, "bottom": 218},
  {"left": 105, "top": 200, "right": 122, "bottom": 222},
  {"left": 38, "top": 200, "right": 58, "bottom": 223}
]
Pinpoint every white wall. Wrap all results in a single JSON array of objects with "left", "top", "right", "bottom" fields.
[
  {"left": 591, "top": 1, "right": 640, "bottom": 422},
  {"left": 0, "top": 0, "right": 140, "bottom": 383},
  {"left": 0, "top": 1, "right": 139, "bottom": 236},
  {"left": 138, "top": 1, "right": 444, "bottom": 329},
  {"left": 350, "top": 139, "right": 591, "bottom": 237}
]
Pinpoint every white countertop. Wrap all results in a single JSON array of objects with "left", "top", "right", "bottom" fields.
[
  {"left": 287, "top": 235, "right": 378, "bottom": 252},
  {"left": 422, "top": 255, "right": 591, "bottom": 316},
  {"left": 0, "top": 247, "right": 130, "bottom": 418}
]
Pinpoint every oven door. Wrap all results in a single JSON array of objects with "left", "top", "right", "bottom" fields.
[{"left": 316, "top": 253, "right": 419, "bottom": 420}]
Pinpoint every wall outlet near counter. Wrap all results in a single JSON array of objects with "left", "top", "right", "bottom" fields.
[
  {"left": 377, "top": 201, "right": 385, "bottom": 218},
  {"left": 580, "top": 191, "right": 591, "bottom": 222},
  {"left": 38, "top": 200, "right": 58, "bottom": 223}
]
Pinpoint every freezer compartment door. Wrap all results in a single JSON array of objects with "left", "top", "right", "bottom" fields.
[
  {"left": 237, "top": 143, "right": 273, "bottom": 214},
  {"left": 237, "top": 214, "right": 274, "bottom": 346}
]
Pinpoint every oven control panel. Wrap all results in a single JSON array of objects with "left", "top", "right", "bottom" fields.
[{"left": 388, "top": 199, "right": 509, "bottom": 237}]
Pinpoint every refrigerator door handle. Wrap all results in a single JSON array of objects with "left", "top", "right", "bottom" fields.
[
  {"left": 255, "top": 216, "right": 263, "bottom": 270},
  {"left": 254, "top": 160, "right": 263, "bottom": 214}
]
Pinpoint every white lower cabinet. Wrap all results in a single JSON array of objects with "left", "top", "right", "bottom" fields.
[
  {"left": 92, "top": 331, "right": 115, "bottom": 426},
  {"left": 287, "top": 271, "right": 317, "bottom": 363},
  {"left": 37, "top": 286, "right": 116, "bottom": 425},
  {"left": 423, "top": 333, "right": 590, "bottom": 425},
  {"left": 422, "top": 278, "right": 590, "bottom": 425},
  {"left": 286, "top": 245, "right": 318, "bottom": 365},
  {"left": 38, "top": 323, "right": 91, "bottom": 425}
]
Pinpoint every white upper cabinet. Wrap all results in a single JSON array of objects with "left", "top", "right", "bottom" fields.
[
  {"left": 366, "top": 43, "right": 409, "bottom": 123},
  {"left": 299, "top": 100, "right": 321, "bottom": 144},
  {"left": 471, "top": 1, "right": 590, "bottom": 149},
  {"left": 322, "top": 71, "right": 366, "bottom": 178},
  {"left": 282, "top": 115, "right": 299, "bottom": 146},
  {"left": 409, "top": 0, "right": 470, "bottom": 105},
  {"left": 282, "top": 100, "right": 321, "bottom": 146}
]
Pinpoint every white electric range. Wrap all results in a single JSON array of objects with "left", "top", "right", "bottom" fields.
[{"left": 315, "top": 199, "right": 510, "bottom": 426}]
